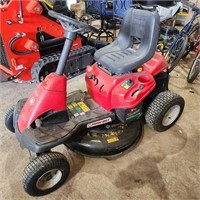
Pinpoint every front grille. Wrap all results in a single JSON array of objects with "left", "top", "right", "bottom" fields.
[{"left": 0, "top": 34, "right": 10, "bottom": 69}]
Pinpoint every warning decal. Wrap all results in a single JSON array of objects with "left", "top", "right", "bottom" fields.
[{"left": 67, "top": 101, "right": 90, "bottom": 117}]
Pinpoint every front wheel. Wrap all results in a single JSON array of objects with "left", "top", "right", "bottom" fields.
[
  {"left": 4, "top": 105, "right": 15, "bottom": 133},
  {"left": 166, "top": 34, "right": 188, "bottom": 72},
  {"left": 187, "top": 51, "right": 200, "bottom": 83},
  {"left": 145, "top": 91, "right": 185, "bottom": 132},
  {"left": 23, "top": 152, "right": 70, "bottom": 196}
]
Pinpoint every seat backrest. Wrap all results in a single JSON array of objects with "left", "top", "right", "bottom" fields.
[
  {"left": 94, "top": 8, "right": 160, "bottom": 74},
  {"left": 116, "top": 8, "right": 159, "bottom": 55}
]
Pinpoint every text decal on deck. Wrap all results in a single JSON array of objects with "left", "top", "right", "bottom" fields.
[{"left": 87, "top": 117, "right": 112, "bottom": 128}]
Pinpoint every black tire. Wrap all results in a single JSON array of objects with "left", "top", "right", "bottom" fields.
[
  {"left": 23, "top": 152, "right": 70, "bottom": 196},
  {"left": 4, "top": 105, "right": 15, "bottom": 133},
  {"left": 167, "top": 34, "right": 188, "bottom": 72},
  {"left": 145, "top": 91, "right": 185, "bottom": 132},
  {"left": 182, "top": 23, "right": 200, "bottom": 58},
  {"left": 187, "top": 51, "right": 200, "bottom": 83},
  {"left": 31, "top": 61, "right": 57, "bottom": 83}
]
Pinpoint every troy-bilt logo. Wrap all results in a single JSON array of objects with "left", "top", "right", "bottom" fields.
[{"left": 87, "top": 117, "right": 112, "bottom": 128}]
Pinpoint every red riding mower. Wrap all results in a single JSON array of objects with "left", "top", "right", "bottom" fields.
[
  {"left": 0, "top": 0, "right": 107, "bottom": 82},
  {"left": 5, "top": 8, "right": 185, "bottom": 196}
]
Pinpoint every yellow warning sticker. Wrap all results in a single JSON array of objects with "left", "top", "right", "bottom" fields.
[
  {"left": 77, "top": 101, "right": 90, "bottom": 112},
  {"left": 72, "top": 102, "right": 78, "bottom": 107},
  {"left": 107, "top": 137, "right": 119, "bottom": 143},
  {"left": 67, "top": 104, "right": 73, "bottom": 109}
]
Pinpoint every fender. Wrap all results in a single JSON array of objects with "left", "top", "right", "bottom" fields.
[{"left": 18, "top": 73, "right": 67, "bottom": 132}]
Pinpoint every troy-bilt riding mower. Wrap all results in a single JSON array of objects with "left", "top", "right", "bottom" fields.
[
  {"left": 0, "top": 0, "right": 107, "bottom": 82},
  {"left": 5, "top": 8, "right": 185, "bottom": 196}
]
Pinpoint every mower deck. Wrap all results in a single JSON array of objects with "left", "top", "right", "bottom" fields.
[
  {"left": 14, "top": 90, "right": 116, "bottom": 153},
  {"left": 65, "top": 119, "right": 143, "bottom": 157}
]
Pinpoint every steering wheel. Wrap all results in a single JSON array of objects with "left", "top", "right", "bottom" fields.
[{"left": 48, "top": 10, "right": 98, "bottom": 34}]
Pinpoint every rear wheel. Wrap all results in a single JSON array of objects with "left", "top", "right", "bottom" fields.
[
  {"left": 187, "top": 51, "right": 200, "bottom": 83},
  {"left": 4, "top": 105, "right": 15, "bottom": 133},
  {"left": 145, "top": 91, "right": 185, "bottom": 132},
  {"left": 23, "top": 152, "right": 70, "bottom": 196},
  {"left": 167, "top": 34, "right": 188, "bottom": 72}
]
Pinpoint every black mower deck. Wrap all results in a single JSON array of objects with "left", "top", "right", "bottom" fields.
[{"left": 65, "top": 119, "right": 143, "bottom": 157}]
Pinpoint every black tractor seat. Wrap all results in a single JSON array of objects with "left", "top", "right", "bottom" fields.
[{"left": 94, "top": 8, "right": 160, "bottom": 75}]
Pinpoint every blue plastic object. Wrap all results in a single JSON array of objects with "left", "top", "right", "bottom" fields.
[
  {"left": 86, "top": 0, "right": 113, "bottom": 17},
  {"left": 113, "top": 0, "right": 132, "bottom": 20}
]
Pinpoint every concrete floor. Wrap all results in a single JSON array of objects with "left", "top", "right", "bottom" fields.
[{"left": 0, "top": 55, "right": 199, "bottom": 200}]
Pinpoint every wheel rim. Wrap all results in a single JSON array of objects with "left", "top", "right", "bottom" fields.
[
  {"left": 188, "top": 52, "right": 200, "bottom": 80},
  {"left": 162, "top": 105, "right": 181, "bottom": 126},
  {"left": 171, "top": 38, "right": 185, "bottom": 61},
  {"left": 189, "top": 59, "right": 199, "bottom": 78},
  {"left": 168, "top": 36, "right": 188, "bottom": 71},
  {"left": 36, "top": 169, "right": 62, "bottom": 190}
]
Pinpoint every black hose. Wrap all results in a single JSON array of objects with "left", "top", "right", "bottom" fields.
[{"left": 8, "top": 35, "right": 34, "bottom": 55}]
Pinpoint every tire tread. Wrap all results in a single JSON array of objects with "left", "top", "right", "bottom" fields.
[
  {"left": 23, "top": 152, "right": 70, "bottom": 196},
  {"left": 145, "top": 91, "right": 184, "bottom": 132},
  {"left": 4, "top": 105, "right": 15, "bottom": 133}
]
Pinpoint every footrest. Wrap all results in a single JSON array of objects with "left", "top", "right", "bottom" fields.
[{"left": 15, "top": 91, "right": 115, "bottom": 153}]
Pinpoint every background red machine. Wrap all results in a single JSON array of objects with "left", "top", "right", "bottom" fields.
[{"left": 0, "top": 0, "right": 96, "bottom": 82}]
